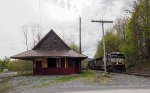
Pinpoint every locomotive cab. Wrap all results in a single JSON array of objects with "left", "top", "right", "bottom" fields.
[{"left": 107, "top": 52, "right": 126, "bottom": 72}]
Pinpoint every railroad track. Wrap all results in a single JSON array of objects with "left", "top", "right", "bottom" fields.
[
  {"left": 89, "top": 70, "right": 150, "bottom": 77},
  {"left": 111, "top": 72, "right": 150, "bottom": 77},
  {"left": 90, "top": 69, "right": 150, "bottom": 77},
  {"left": 123, "top": 72, "right": 150, "bottom": 77}
]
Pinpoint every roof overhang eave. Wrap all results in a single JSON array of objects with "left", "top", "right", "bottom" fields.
[{"left": 10, "top": 56, "right": 87, "bottom": 59}]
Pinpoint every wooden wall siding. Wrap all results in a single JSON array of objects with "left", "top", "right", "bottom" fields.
[
  {"left": 33, "top": 68, "right": 80, "bottom": 75},
  {"left": 42, "top": 59, "right": 48, "bottom": 68},
  {"left": 33, "top": 58, "right": 82, "bottom": 75},
  {"left": 34, "top": 31, "right": 70, "bottom": 50}
]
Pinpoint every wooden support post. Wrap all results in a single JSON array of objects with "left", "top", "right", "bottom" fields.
[
  {"left": 33, "top": 59, "right": 36, "bottom": 68},
  {"left": 42, "top": 58, "right": 44, "bottom": 68},
  {"left": 65, "top": 57, "right": 67, "bottom": 68},
  {"left": 33, "top": 59, "right": 35, "bottom": 74},
  {"left": 59, "top": 58, "right": 61, "bottom": 68},
  {"left": 56, "top": 59, "right": 59, "bottom": 68},
  {"left": 79, "top": 61, "right": 80, "bottom": 72},
  {"left": 73, "top": 60, "right": 75, "bottom": 68}
]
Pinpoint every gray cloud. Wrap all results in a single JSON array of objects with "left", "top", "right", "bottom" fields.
[{"left": 0, "top": 0, "right": 135, "bottom": 59}]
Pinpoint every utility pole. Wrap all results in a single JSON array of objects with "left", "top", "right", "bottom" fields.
[
  {"left": 91, "top": 20, "right": 113, "bottom": 73},
  {"left": 79, "top": 17, "right": 82, "bottom": 54}
]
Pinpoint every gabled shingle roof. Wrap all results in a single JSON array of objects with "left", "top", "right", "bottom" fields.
[
  {"left": 11, "top": 29, "right": 87, "bottom": 59},
  {"left": 33, "top": 29, "right": 71, "bottom": 50}
]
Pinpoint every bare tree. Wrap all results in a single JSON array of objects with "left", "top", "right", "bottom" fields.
[
  {"left": 31, "top": 25, "right": 36, "bottom": 47},
  {"left": 22, "top": 24, "right": 42, "bottom": 49},
  {"left": 35, "top": 24, "right": 42, "bottom": 42},
  {"left": 81, "top": 46, "right": 89, "bottom": 53},
  {"left": 61, "top": 33, "right": 88, "bottom": 53},
  {"left": 31, "top": 24, "right": 42, "bottom": 47},
  {"left": 112, "top": 17, "right": 128, "bottom": 40},
  {"left": 22, "top": 25, "right": 29, "bottom": 50}
]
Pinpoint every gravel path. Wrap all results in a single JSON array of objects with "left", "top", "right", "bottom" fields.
[
  {"left": 2, "top": 72, "right": 150, "bottom": 93},
  {"left": 109, "top": 73, "right": 150, "bottom": 85},
  {"left": 62, "top": 89, "right": 150, "bottom": 93},
  {"left": 0, "top": 72, "right": 17, "bottom": 79}
]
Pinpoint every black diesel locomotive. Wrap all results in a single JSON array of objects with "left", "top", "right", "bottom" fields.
[{"left": 88, "top": 52, "right": 126, "bottom": 72}]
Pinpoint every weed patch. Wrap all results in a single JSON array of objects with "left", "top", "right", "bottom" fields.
[
  {"left": 0, "top": 78, "right": 13, "bottom": 93},
  {"left": 55, "top": 71, "right": 95, "bottom": 82}
]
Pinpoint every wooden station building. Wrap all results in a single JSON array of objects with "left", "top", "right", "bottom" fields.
[{"left": 11, "top": 29, "right": 87, "bottom": 75}]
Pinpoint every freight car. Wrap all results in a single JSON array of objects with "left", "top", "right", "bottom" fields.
[{"left": 88, "top": 52, "right": 126, "bottom": 72}]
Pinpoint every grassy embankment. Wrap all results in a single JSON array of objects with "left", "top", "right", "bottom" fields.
[{"left": 127, "top": 60, "right": 150, "bottom": 74}]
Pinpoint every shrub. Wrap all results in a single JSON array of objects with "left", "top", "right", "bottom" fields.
[
  {"left": 0, "top": 59, "right": 2, "bottom": 72},
  {"left": 7, "top": 60, "right": 33, "bottom": 72}
]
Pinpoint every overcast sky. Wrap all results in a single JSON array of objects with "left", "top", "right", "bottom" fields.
[{"left": 0, "top": 0, "right": 135, "bottom": 59}]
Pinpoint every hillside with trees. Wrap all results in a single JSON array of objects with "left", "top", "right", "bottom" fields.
[{"left": 94, "top": 0, "right": 150, "bottom": 72}]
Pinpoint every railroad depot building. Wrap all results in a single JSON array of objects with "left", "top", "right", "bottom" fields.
[{"left": 11, "top": 29, "right": 87, "bottom": 75}]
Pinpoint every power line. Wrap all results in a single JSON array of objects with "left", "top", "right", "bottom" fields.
[{"left": 39, "top": 0, "right": 42, "bottom": 26}]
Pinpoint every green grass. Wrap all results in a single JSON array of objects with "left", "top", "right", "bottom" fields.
[
  {"left": 56, "top": 75, "right": 75, "bottom": 82},
  {"left": 0, "top": 78, "right": 13, "bottom": 93},
  {"left": 0, "top": 70, "right": 3, "bottom": 73},
  {"left": 55, "top": 70, "right": 95, "bottom": 82},
  {"left": 54, "top": 70, "right": 112, "bottom": 84},
  {"left": 79, "top": 70, "right": 94, "bottom": 77}
]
